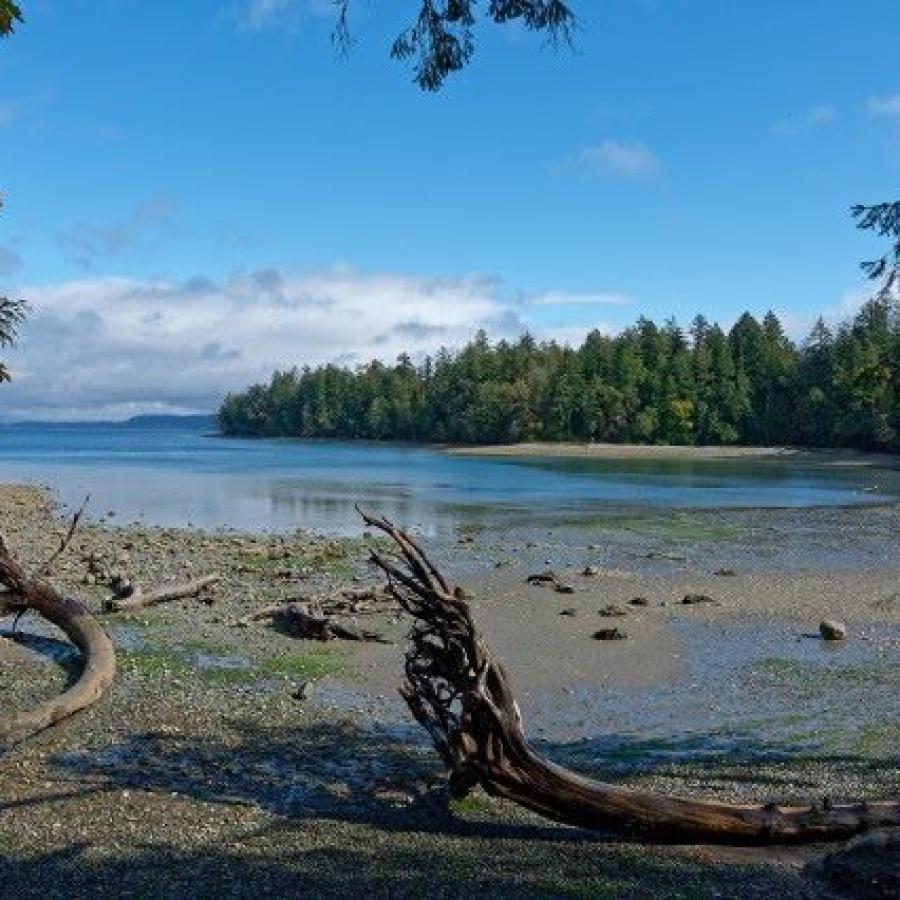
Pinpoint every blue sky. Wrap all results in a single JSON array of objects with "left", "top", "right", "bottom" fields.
[{"left": 1, "top": 0, "right": 899, "bottom": 419}]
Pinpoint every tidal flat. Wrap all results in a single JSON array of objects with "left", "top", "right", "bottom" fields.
[{"left": 1, "top": 482, "right": 898, "bottom": 898}]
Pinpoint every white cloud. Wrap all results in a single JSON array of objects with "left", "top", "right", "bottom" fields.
[
  {"left": 0, "top": 268, "right": 624, "bottom": 421},
  {"left": 570, "top": 140, "right": 661, "bottom": 179},
  {"left": 866, "top": 94, "right": 900, "bottom": 119},
  {"left": 772, "top": 104, "right": 836, "bottom": 135}
]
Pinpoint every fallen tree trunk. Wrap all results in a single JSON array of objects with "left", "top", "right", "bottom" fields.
[
  {"left": 359, "top": 509, "right": 900, "bottom": 845},
  {"left": 103, "top": 573, "right": 219, "bottom": 613},
  {"left": 0, "top": 535, "right": 115, "bottom": 744}
]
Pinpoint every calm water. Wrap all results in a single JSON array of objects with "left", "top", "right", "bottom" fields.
[{"left": 0, "top": 421, "right": 896, "bottom": 534}]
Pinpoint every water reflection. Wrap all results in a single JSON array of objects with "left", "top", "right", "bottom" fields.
[{"left": 0, "top": 423, "right": 897, "bottom": 534}]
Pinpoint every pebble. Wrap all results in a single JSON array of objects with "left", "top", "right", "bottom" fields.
[{"left": 819, "top": 618, "right": 847, "bottom": 641}]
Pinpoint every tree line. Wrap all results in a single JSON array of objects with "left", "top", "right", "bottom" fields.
[{"left": 218, "top": 293, "right": 900, "bottom": 451}]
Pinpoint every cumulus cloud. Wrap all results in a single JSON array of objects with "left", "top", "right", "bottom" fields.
[
  {"left": 0, "top": 268, "right": 624, "bottom": 421},
  {"left": 569, "top": 140, "right": 661, "bottom": 179},
  {"left": 866, "top": 94, "right": 900, "bottom": 119},
  {"left": 772, "top": 104, "right": 836, "bottom": 135},
  {"left": 56, "top": 197, "right": 176, "bottom": 269}
]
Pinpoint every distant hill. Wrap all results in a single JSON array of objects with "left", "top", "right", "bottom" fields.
[{"left": 0, "top": 414, "right": 217, "bottom": 430}]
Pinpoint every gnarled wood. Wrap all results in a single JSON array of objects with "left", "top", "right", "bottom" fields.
[
  {"left": 1, "top": 534, "right": 115, "bottom": 744},
  {"left": 103, "top": 573, "right": 219, "bottom": 613},
  {"left": 241, "top": 600, "right": 392, "bottom": 644},
  {"left": 359, "top": 508, "right": 900, "bottom": 845}
]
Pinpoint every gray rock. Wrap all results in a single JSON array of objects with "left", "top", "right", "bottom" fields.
[
  {"left": 629, "top": 596, "right": 650, "bottom": 607},
  {"left": 820, "top": 618, "right": 847, "bottom": 641},
  {"left": 682, "top": 593, "right": 716, "bottom": 605},
  {"left": 593, "top": 627, "right": 627, "bottom": 641}
]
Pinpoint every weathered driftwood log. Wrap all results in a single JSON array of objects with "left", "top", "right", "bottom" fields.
[
  {"left": 359, "top": 509, "right": 900, "bottom": 845},
  {"left": 0, "top": 533, "right": 115, "bottom": 744},
  {"left": 241, "top": 600, "right": 392, "bottom": 644},
  {"left": 103, "top": 573, "right": 219, "bottom": 613}
]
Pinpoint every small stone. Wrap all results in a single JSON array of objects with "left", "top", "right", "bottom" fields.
[
  {"left": 598, "top": 604, "right": 627, "bottom": 618},
  {"left": 559, "top": 608, "right": 579, "bottom": 617},
  {"left": 553, "top": 582, "right": 575, "bottom": 595},
  {"left": 714, "top": 568, "right": 737, "bottom": 577},
  {"left": 593, "top": 627, "right": 627, "bottom": 641},
  {"left": 581, "top": 565, "right": 599, "bottom": 577},
  {"left": 682, "top": 593, "right": 715, "bottom": 605},
  {"left": 629, "top": 597, "right": 650, "bottom": 607},
  {"left": 292, "top": 681, "right": 314, "bottom": 701},
  {"left": 819, "top": 618, "right": 847, "bottom": 641}
]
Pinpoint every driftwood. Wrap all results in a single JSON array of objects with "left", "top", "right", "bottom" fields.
[
  {"left": 103, "top": 574, "right": 219, "bottom": 613},
  {"left": 359, "top": 508, "right": 900, "bottom": 845},
  {"left": 241, "top": 601, "right": 392, "bottom": 644},
  {"left": 0, "top": 530, "right": 115, "bottom": 744}
]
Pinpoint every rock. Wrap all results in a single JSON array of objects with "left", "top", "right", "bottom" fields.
[
  {"left": 629, "top": 597, "right": 650, "bottom": 607},
  {"left": 682, "top": 593, "right": 716, "bottom": 605},
  {"left": 593, "top": 627, "right": 627, "bottom": 641},
  {"left": 820, "top": 618, "right": 847, "bottom": 641},
  {"left": 805, "top": 829, "right": 900, "bottom": 899},
  {"left": 714, "top": 568, "right": 737, "bottom": 577},
  {"left": 553, "top": 582, "right": 575, "bottom": 595},
  {"left": 526, "top": 570, "right": 559, "bottom": 586},
  {"left": 292, "top": 681, "right": 314, "bottom": 701},
  {"left": 598, "top": 604, "right": 627, "bottom": 618},
  {"left": 581, "top": 565, "right": 599, "bottom": 577},
  {"left": 559, "top": 608, "right": 579, "bottom": 617}
]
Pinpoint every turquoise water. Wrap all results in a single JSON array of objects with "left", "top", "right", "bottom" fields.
[{"left": 0, "top": 421, "right": 896, "bottom": 534}]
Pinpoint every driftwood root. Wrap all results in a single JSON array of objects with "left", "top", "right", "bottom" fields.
[{"left": 358, "top": 507, "right": 900, "bottom": 845}]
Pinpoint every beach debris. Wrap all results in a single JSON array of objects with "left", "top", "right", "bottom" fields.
[
  {"left": 581, "top": 565, "right": 600, "bottom": 577},
  {"left": 593, "top": 627, "right": 628, "bottom": 641},
  {"left": 819, "top": 618, "right": 847, "bottom": 641},
  {"left": 526, "top": 570, "right": 575, "bottom": 594},
  {"left": 241, "top": 600, "right": 392, "bottom": 644},
  {"left": 629, "top": 596, "right": 650, "bottom": 607},
  {"left": 597, "top": 604, "right": 628, "bottom": 618},
  {"left": 0, "top": 503, "right": 115, "bottom": 745},
  {"left": 682, "top": 593, "right": 716, "bottom": 605},
  {"left": 103, "top": 573, "right": 220, "bottom": 613},
  {"left": 805, "top": 828, "right": 900, "bottom": 899},
  {"left": 360, "top": 506, "right": 900, "bottom": 844}
]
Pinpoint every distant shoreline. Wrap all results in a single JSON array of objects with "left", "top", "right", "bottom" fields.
[{"left": 445, "top": 442, "right": 900, "bottom": 468}]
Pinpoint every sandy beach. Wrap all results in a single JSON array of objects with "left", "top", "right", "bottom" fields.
[
  {"left": 1, "top": 482, "right": 898, "bottom": 897},
  {"left": 447, "top": 441, "right": 900, "bottom": 470}
]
